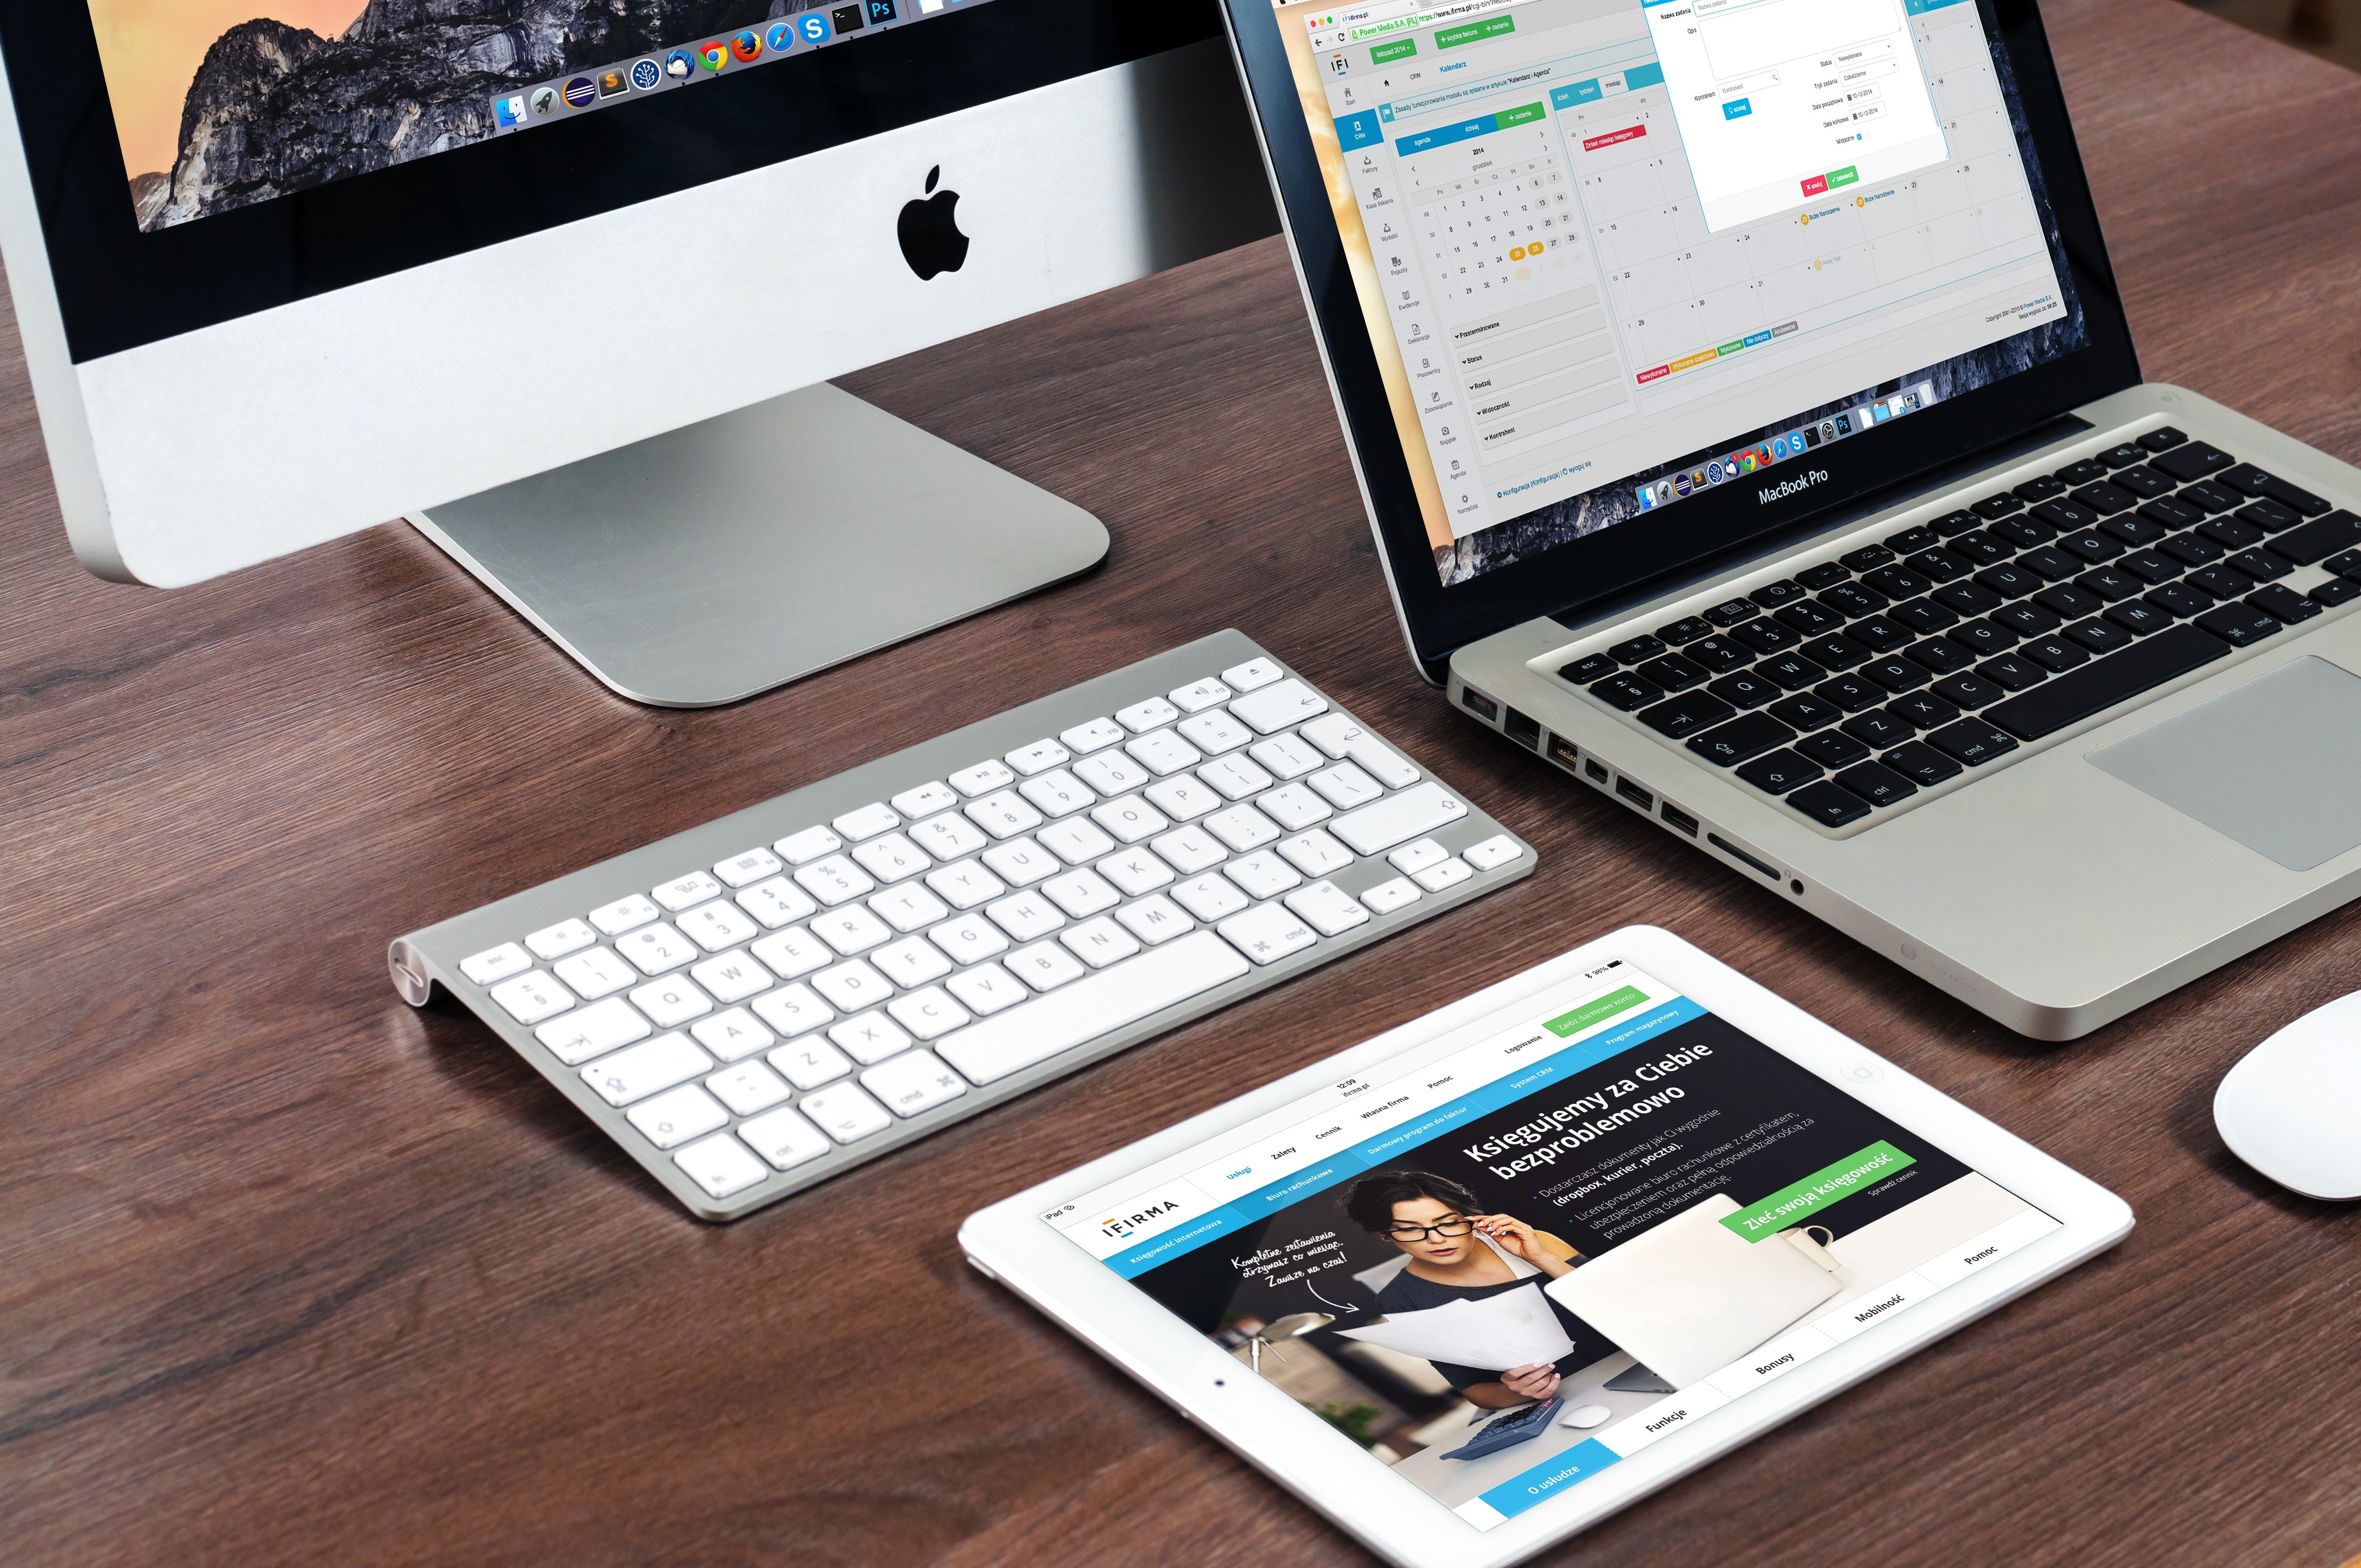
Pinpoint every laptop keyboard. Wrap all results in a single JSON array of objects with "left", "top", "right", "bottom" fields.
[{"left": 1559, "top": 428, "right": 2361, "bottom": 829}]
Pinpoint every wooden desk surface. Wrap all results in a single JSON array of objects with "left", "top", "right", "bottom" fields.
[{"left": 6, "top": 2, "right": 2359, "bottom": 1562}]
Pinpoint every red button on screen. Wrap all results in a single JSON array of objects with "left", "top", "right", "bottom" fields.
[{"left": 1800, "top": 175, "right": 1829, "bottom": 197}]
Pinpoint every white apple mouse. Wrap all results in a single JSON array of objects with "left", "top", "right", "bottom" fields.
[
  {"left": 1559, "top": 1403, "right": 1612, "bottom": 1429},
  {"left": 2214, "top": 991, "right": 2361, "bottom": 1200}
]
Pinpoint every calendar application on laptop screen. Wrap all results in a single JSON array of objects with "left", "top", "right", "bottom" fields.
[{"left": 1272, "top": 0, "right": 2091, "bottom": 585}]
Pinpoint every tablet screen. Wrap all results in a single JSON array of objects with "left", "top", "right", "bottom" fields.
[{"left": 1044, "top": 959, "right": 2058, "bottom": 1528}]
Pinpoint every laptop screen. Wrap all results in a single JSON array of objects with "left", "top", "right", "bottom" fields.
[{"left": 1272, "top": 0, "right": 2089, "bottom": 589}]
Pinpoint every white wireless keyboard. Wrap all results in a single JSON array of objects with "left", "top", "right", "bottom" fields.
[{"left": 389, "top": 631, "right": 1536, "bottom": 1219}]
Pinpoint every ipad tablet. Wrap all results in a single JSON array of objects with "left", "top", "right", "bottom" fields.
[{"left": 959, "top": 927, "right": 2131, "bottom": 1568}]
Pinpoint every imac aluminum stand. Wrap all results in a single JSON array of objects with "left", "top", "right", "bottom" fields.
[{"left": 409, "top": 382, "right": 1108, "bottom": 707}]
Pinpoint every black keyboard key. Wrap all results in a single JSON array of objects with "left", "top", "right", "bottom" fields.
[
  {"left": 1638, "top": 691, "right": 1737, "bottom": 738},
  {"left": 2138, "top": 496, "right": 2204, "bottom": 531},
  {"left": 1886, "top": 689, "right": 1962, "bottom": 729},
  {"left": 2148, "top": 440, "right": 2235, "bottom": 483},
  {"left": 1949, "top": 531, "right": 2014, "bottom": 567},
  {"left": 1990, "top": 601, "right": 2063, "bottom": 638},
  {"left": 2311, "top": 579, "right": 2360, "bottom": 607},
  {"left": 1704, "top": 597, "right": 1760, "bottom": 627},
  {"left": 1590, "top": 672, "right": 1664, "bottom": 710},
  {"left": 1729, "top": 619, "right": 1800, "bottom": 656},
  {"left": 2179, "top": 480, "right": 2242, "bottom": 514},
  {"left": 2217, "top": 464, "right": 2330, "bottom": 517},
  {"left": 1885, "top": 525, "right": 1942, "bottom": 553},
  {"left": 1976, "top": 654, "right": 2047, "bottom": 691},
  {"left": 2031, "top": 498, "right": 2101, "bottom": 533},
  {"left": 1794, "top": 561, "right": 1851, "bottom": 590},
  {"left": 1906, "top": 548, "right": 1971, "bottom": 582},
  {"left": 1758, "top": 652, "right": 1829, "bottom": 690},
  {"left": 1970, "top": 494, "right": 2025, "bottom": 520},
  {"left": 1948, "top": 618, "right": 2016, "bottom": 657},
  {"left": 1607, "top": 634, "right": 1667, "bottom": 665},
  {"left": 2109, "top": 466, "right": 2174, "bottom": 500},
  {"left": 1881, "top": 741, "right": 1963, "bottom": 787},
  {"left": 2103, "top": 600, "right": 2174, "bottom": 637},
  {"left": 2015, "top": 475, "right": 2069, "bottom": 502},
  {"left": 2235, "top": 498, "right": 2302, "bottom": 533},
  {"left": 2116, "top": 549, "right": 2180, "bottom": 585},
  {"left": 1559, "top": 654, "right": 1618, "bottom": 683},
  {"left": 2018, "top": 635, "right": 2089, "bottom": 672},
  {"left": 2136, "top": 427, "right": 2188, "bottom": 453},
  {"left": 1708, "top": 670, "right": 1782, "bottom": 709},
  {"left": 2070, "top": 482, "right": 2138, "bottom": 515},
  {"left": 1751, "top": 579, "right": 1808, "bottom": 608},
  {"left": 1887, "top": 597, "right": 1958, "bottom": 633},
  {"left": 2019, "top": 547, "right": 2081, "bottom": 581},
  {"left": 1798, "top": 728, "right": 1872, "bottom": 768},
  {"left": 1859, "top": 655, "right": 1934, "bottom": 694},
  {"left": 1841, "top": 709, "right": 1913, "bottom": 748},
  {"left": 1736, "top": 749, "right": 1823, "bottom": 795},
  {"left": 2188, "top": 565, "right": 2259, "bottom": 600},
  {"left": 1813, "top": 674, "right": 1885, "bottom": 712},
  {"left": 1840, "top": 545, "right": 1897, "bottom": 572},
  {"left": 1834, "top": 761, "right": 1917, "bottom": 808},
  {"left": 1859, "top": 565, "right": 1932, "bottom": 600},
  {"left": 2244, "top": 584, "right": 2322, "bottom": 624},
  {"left": 1656, "top": 616, "right": 1714, "bottom": 644},
  {"left": 1766, "top": 693, "right": 1842, "bottom": 731},
  {"left": 2034, "top": 583, "right": 2104, "bottom": 619},
  {"left": 2098, "top": 443, "right": 2146, "bottom": 470},
  {"left": 2159, "top": 531, "right": 2226, "bottom": 567},
  {"left": 1931, "top": 672, "right": 2006, "bottom": 710},
  {"left": 2144, "top": 581, "right": 2216, "bottom": 618},
  {"left": 2061, "top": 617, "right": 2135, "bottom": 655},
  {"left": 2053, "top": 459, "right": 2109, "bottom": 487},
  {"left": 2057, "top": 531, "right": 2125, "bottom": 564},
  {"left": 1846, "top": 614, "right": 1913, "bottom": 653},
  {"left": 1687, "top": 712, "right": 1796, "bottom": 766},
  {"left": 1932, "top": 508, "right": 1985, "bottom": 536},
  {"left": 1905, "top": 638, "right": 1973, "bottom": 675},
  {"left": 2194, "top": 603, "right": 2282, "bottom": 647},
  {"left": 1636, "top": 654, "right": 1710, "bottom": 691},
  {"left": 2330, "top": 548, "right": 2361, "bottom": 579},
  {"left": 1775, "top": 601, "right": 1846, "bottom": 636},
  {"left": 1987, "top": 516, "right": 2054, "bottom": 549},
  {"left": 1788, "top": 780, "right": 1872, "bottom": 827},
  {"left": 1927, "top": 719, "right": 2020, "bottom": 766},
  {"left": 2097, "top": 511, "right": 2168, "bottom": 547},
  {"left": 2075, "top": 567, "right": 2142, "bottom": 603},
  {"left": 1798, "top": 634, "right": 1870, "bottom": 671},
  {"left": 2197, "top": 515, "right": 2265, "bottom": 551},
  {"left": 2226, "top": 549, "right": 2291, "bottom": 582},
  {"left": 1931, "top": 581, "right": 2005, "bottom": 618},
  {"left": 1983, "top": 623, "right": 2233, "bottom": 740},
  {"left": 1684, "top": 635, "right": 1752, "bottom": 674},
  {"left": 1820, "top": 581, "right": 1890, "bottom": 618},
  {"left": 2264, "top": 510, "right": 2361, "bottom": 566},
  {"left": 1972, "top": 564, "right": 2043, "bottom": 602}
]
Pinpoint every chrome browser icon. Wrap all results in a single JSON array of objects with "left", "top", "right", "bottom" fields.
[{"left": 698, "top": 39, "right": 729, "bottom": 70}]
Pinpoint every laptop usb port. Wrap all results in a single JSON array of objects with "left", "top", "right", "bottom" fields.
[
  {"left": 1660, "top": 802, "right": 1699, "bottom": 837},
  {"left": 1615, "top": 777, "right": 1653, "bottom": 811},
  {"left": 1547, "top": 736, "right": 1581, "bottom": 771},
  {"left": 1503, "top": 707, "right": 1543, "bottom": 750},
  {"left": 1460, "top": 687, "right": 1500, "bottom": 721}
]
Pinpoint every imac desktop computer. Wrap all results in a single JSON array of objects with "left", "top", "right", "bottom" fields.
[{"left": 0, "top": 0, "right": 1275, "bottom": 703}]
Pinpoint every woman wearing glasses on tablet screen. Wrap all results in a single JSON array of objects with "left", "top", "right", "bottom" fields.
[{"left": 1344, "top": 1170, "right": 1612, "bottom": 1410}]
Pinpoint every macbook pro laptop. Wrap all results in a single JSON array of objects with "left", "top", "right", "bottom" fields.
[{"left": 1216, "top": 0, "right": 2361, "bottom": 1038}]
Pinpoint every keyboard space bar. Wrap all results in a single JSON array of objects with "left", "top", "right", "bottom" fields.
[
  {"left": 935, "top": 930, "right": 1252, "bottom": 1086},
  {"left": 1985, "top": 623, "right": 2233, "bottom": 741}
]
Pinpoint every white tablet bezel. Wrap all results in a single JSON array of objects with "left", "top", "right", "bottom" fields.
[{"left": 958, "top": 925, "right": 2134, "bottom": 1568}]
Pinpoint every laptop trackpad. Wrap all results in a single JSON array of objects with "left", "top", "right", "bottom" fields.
[{"left": 2089, "top": 656, "right": 2361, "bottom": 872}]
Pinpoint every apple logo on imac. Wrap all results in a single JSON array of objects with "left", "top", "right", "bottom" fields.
[{"left": 897, "top": 166, "right": 969, "bottom": 281}]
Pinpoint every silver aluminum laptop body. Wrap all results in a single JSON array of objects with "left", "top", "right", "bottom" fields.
[{"left": 1448, "top": 382, "right": 2361, "bottom": 1039}]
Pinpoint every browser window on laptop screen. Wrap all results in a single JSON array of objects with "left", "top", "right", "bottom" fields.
[
  {"left": 1047, "top": 959, "right": 2061, "bottom": 1529},
  {"left": 1271, "top": 0, "right": 2090, "bottom": 586}
]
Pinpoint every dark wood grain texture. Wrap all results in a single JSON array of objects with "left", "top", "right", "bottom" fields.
[{"left": 4, "top": 1, "right": 2359, "bottom": 1562}]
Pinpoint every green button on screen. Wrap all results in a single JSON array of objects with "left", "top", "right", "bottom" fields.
[
  {"left": 1371, "top": 37, "right": 1416, "bottom": 61},
  {"left": 1495, "top": 101, "right": 1546, "bottom": 128},
  {"left": 1436, "top": 15, "right": 1514, "bottom": 46},
  {"left": 1544, "top": 985, "right": 1646, "bottom": 1037},
  {"left": 1720, "top": 1141, "right": 1918, "bottom": 1241},
  {"left": 1826, "top": 165, "right": 1860, "bottom": 189}
]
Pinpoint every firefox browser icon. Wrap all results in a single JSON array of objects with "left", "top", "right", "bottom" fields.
[{"left": 731, "top": 30, "right": 763, "bottom": 60}]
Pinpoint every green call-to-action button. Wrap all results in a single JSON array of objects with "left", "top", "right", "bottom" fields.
[
  {"left": 1544, "top": 985, "right": 1646, "bottom": 1038},
  {"left": 1717, "top": 340, "right": 1745, "bottom": 356},
  {"left": 1721, "top": 1140, "right": 1917, "bottom": 1242},
  {"left": 1436, "top": 14, "right": 1515, "bottom": 47},
  {"left": 1494, "top": 100, "right": 1546, "bottom": 128},
  {"left": 1825, "top": 164, "right": 1860, "bottom": 189},
  {"left": 1371, "top": 37, "right": 1417, "bottom": 61}
]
